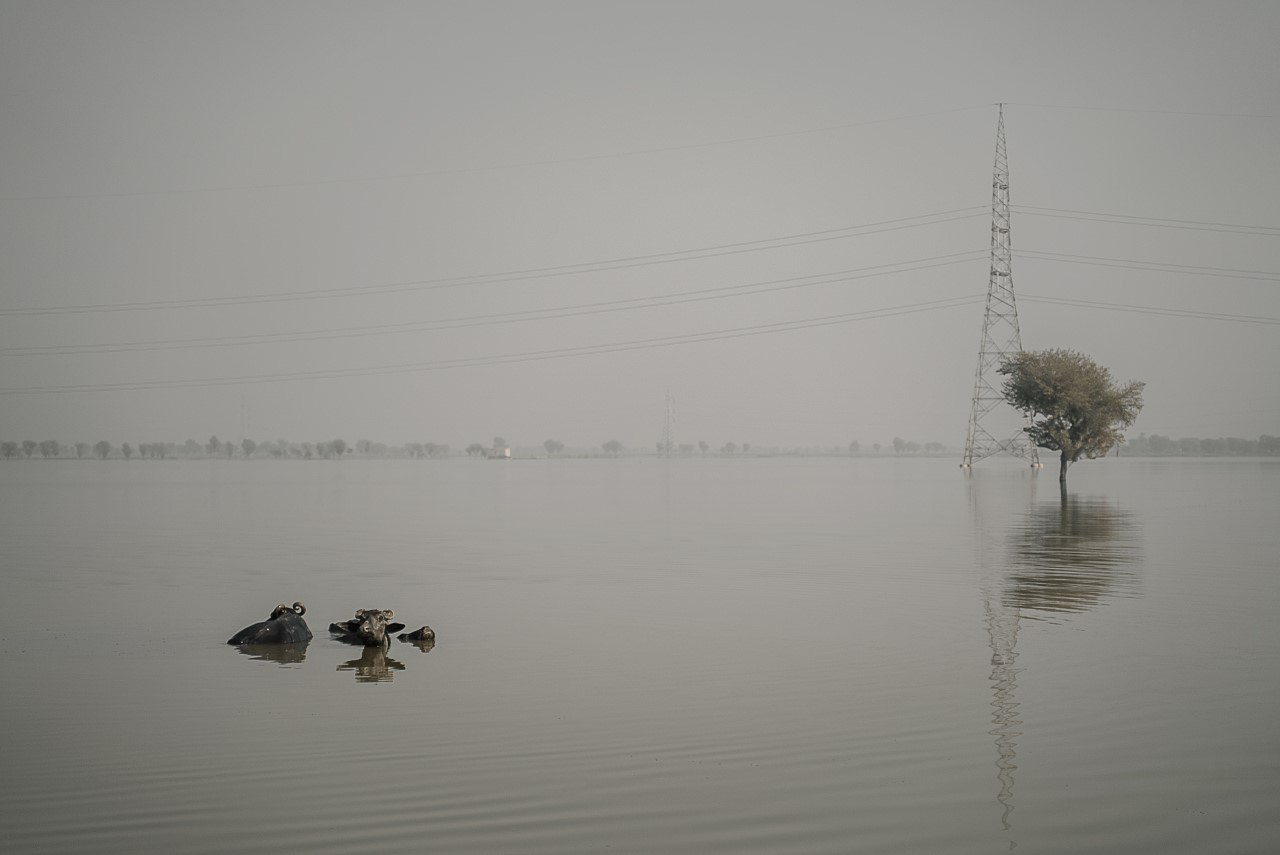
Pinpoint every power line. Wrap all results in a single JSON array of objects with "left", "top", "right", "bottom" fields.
[
  {"left": 1021, "top": 294, "right": 1280, "bottom": 325},
  {"left": 0, "top": 252, "right": 986, "bottom": 356},
  {"left": 3, "top": 105, "right": 988, "bottom": 202},
  {"left": 1005, "top": 102, "right": 1280, "bottom": 121},
  {"left": 1015, "top": 205, "right": 1279, "bottom": 234},
  {"left": 11, "top": 245, "right": 1268, "bottom": 358},
  {"left": 4, "top": 287, "right": 1272, "bottom": 396},
  {"left": 0, "top": 296, "right": 983, "bottom": 395},
  {"left": 3, "top": 199, "right": 1271, "bottom": 318},
  {"left": 1013, "top": 206, "right": 1280, "bottom": 236},
  {"left": 0, "top": 208, "right": 987, "bottom": 317},
  {"left": 1016, "top": 249, "right": 1280, "bottom": 282}
]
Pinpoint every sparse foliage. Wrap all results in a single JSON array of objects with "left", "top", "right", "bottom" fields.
[{"left": 999, "top": 348, "right": 1145, "bottom": 487}]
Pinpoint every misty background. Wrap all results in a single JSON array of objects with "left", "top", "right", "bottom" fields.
[{"left": 2, "top": 1, "right": 1277, "bottom": 451}]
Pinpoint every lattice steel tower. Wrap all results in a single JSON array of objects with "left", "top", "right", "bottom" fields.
[
  {"left": 660, "top": 388, "right": 675, "bottom": 457},
  {"left": 963, "top": 105, "right": 1040, "bottom": 468}
]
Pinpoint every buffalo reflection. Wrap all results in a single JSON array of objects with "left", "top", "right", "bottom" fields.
[
  {"left": 1005, "top": 496, "right": 1142, "bottom": 615},
  {"left": 399, "top": 638, "right": 436, "bottom": 654},
  {"left": 337, "top": 646, "right": 406, "bottom": 682},
  {"left": 231, "top": 642, "right": 309, "bottom": 665}
]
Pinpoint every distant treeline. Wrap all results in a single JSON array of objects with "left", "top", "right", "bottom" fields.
[
  {"left": 3, "top": 432, "right": 1277, "bottom": 460},
  {"left": 0, "top": 436, "right": 368, "bottom": 460},
  {"left": 1121, "top": 434, "right": 1280, "bottom": 456}
]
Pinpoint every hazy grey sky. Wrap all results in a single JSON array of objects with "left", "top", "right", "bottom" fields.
[{"left": 2, "top": 1, "right": 1277, "bottom": 449}]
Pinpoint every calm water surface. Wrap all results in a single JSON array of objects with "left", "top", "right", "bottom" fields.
[{"left": 1, "top": 457, "right": 1277, "bottom": 854}]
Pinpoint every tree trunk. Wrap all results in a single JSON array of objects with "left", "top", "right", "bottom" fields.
[{"left": 1059, "top": 452, "right": 1069, "bottom": 486}]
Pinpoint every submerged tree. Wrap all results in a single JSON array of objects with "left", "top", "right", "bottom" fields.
[{"left": 999, "top": 349, "right": 1144, "bottom": 489}]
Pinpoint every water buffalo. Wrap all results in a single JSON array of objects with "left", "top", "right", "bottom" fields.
[
  {"left": 398, "top": 626, "right": 436, "bottom": 643},
  {"left": 329, "top": 608, "right": 405, "bottom": 648},
  {"left": 227, "top": 602, "right": 313, "bottom": 645}
]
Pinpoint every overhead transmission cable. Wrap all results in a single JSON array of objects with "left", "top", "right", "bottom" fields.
[
  {"left": 5, "top": 201, "right": 1271, "bottom": 319},
  {"left": 1004, "top": 102, "right": 1280, "bottom": 121},
  {"left": 4, "top": 289, "right": 1273, "bottom": 396},
  {"left": 1014, "top": 205, "right": 1280, "bottom": 236},
  {"left": 1015, "top": 249, "right": 1280, "bottom": 282},
  {"left": 0, "top": 296, "right": 984, "bottom": 395},
  {"left": 9, "top": 247, "right": 1275, "bottom": 357},
  {"left": 0, "top": 252, "right": 987, "bottom": 356},
  {"left": 0, "top": 208, "right": 986, "bottom": 317},
  {"left": 1021, "top": 294, "right": 1280, "bottom": 325}
]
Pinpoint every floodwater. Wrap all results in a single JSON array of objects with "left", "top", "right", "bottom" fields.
[{"left": 1, "top": 456, "right": 1277, "bottom": 854}]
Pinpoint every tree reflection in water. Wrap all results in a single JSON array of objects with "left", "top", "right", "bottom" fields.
[
  {"left": 973, "top": 485, "right": 1145, "bottom": 843},
  {"left": 1006, "top": 496, "right": 1142, "bottom": 616},
  {"left": 231, "top": 643, "right": 309, "bottom": 665},
  {"left": 337, "top": 646, "right": 406, "bottom": 683}
]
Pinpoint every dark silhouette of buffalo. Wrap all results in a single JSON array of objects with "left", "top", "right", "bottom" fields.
[
  {"left": 329, "top": 608, "right": 404, "bottom": 648},
  {"left": 227, "top": 602, "right": 312, "bottom": 645},
  {"left": 398, "top": 626, "right": 436, "bottom": 643}
]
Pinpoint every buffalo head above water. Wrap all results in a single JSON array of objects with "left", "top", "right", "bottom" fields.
[
  {"left": 329, "top": 608, "right": 405, "bottom": 648},
  {"left": 227, "top": 602, "right": 313, "bottom": 645}
]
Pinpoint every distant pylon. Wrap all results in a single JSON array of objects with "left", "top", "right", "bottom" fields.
[
  {"left": 963, "top": 105, "right": 1041, "bottom": 468},
  {"left": 661, "top": 388, "right": 675, "bottom": 457}
]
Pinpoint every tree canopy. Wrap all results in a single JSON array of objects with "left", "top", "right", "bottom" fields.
[{"left": 999, "top": 349, "right": 1145, "bottom": 486}]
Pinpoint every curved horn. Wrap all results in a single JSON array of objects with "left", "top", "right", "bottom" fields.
[
  {"left": 354, "top": 608, "right": 365, "bottom": 618},
  {"left": 383, "top": 609, "right": 394, "bottom": 620},
  {"left": 292, "top": 601, "right": 306, "bottom": 615},
  {"left": 272, "top": 603, "right": 289, "bottom": 618}
]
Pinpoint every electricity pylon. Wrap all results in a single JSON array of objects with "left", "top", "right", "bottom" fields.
[
  {"left": 660, "top": 388, "right": 675, "bottom": 457},
  {"left": 963, "top": 104, "right": 1041, "bottom": 468}
]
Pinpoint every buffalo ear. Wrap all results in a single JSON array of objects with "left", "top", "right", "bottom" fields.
[{"left": 388, "top": 622, "right": 406, "bottom": 634}]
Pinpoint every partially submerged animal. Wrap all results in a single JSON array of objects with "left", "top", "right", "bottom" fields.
[
  {"left": 329, "top": 608, "right": 405, "bottom": 648},
  {"left": 227, "top": 602, "right": 313, "bottom": 645},
  {"left": 398, "top": 626, "right": 436, "bottom": 643}
]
